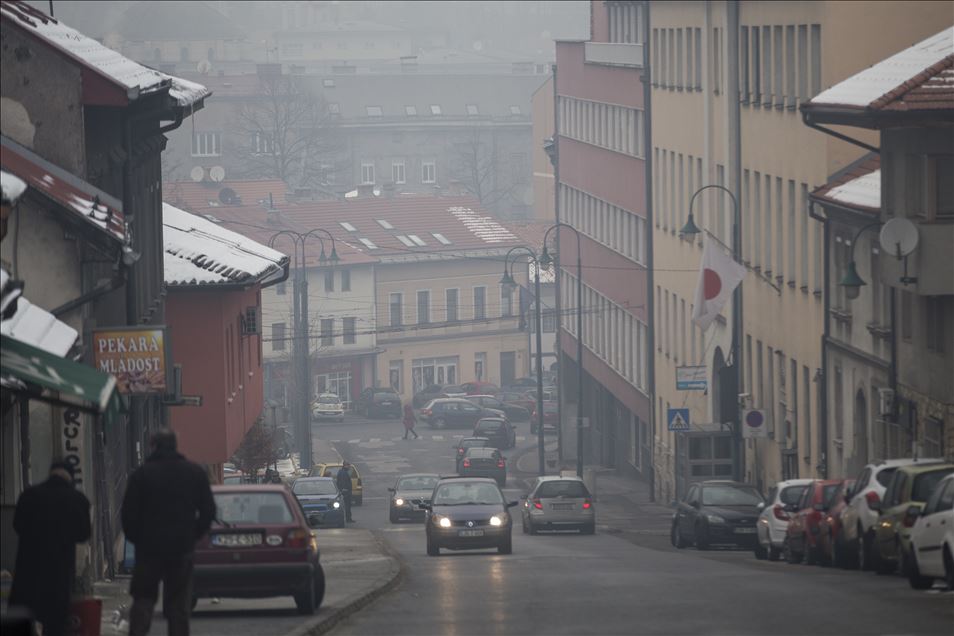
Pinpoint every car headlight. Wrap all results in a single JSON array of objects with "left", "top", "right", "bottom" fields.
[
  {"left": 489, "top": 515, "right": 504, "bottom": 527},
  {"left": 395, "top": 498, "right": 405, "bottom": 507},
  {"left": 706, "top": 514, "right": 726, "bottom": 524},
  {"left": 333, "top": 501, "right": 340, "bottom": 509},
  {"left": 438, "top": 516, "right": 452, "bottom": 528}
]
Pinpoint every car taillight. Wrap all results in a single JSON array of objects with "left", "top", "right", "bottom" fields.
[
  {"left": 773, "top": 505, "right": 789, "bottom": 521},
  {"left": 286, "top": 529, "right": 310, "bottom": 549},
  {"left": 865, "top": 491, "right": 880, "bottom": 508},
  {"left": 458, "top": 448, "right": 465, "bottom": 455},
  {"left": 497, "top": 459, "right": 505, "bottom": 468},
  {"left": 463, "top": 459, "right": 471, "bottom": 468},
  {"left": 582, "top": 499, "right": 592, "bottom": 509},
  {"left": 422, "top": 408, "right": 432, "bottom": 416},
  {"left": 533, "top": 499, "right": 543, "bottom": 510}
]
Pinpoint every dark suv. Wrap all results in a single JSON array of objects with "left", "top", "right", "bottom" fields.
[
  {"left": 420, "top": 398, "right": 504, "bottom": 429},
  {"left": 473, "top": 417, "right": 516, "bottom": 449},
  {"left": 355, "top": 387, "right": 402, "bottom": 418},
  {"left": 466, "top": 395, "right": 530, "bottom": 421}
]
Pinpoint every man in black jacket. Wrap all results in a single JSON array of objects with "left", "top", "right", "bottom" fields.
[
  {"left": 122, "top": 428, "right": 215, "bottom": 636},
  {"left": 10, "top": 461, "right": 91, "bottom": 636},
  {"left": 335, "top": 462, "right": 354, "bottom": 523}
]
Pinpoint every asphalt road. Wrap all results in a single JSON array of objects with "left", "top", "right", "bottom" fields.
[{"left": 320, "top": 414, "right": 954, "bottom": 636}]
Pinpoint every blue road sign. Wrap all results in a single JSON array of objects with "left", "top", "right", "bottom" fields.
[{"left": 667, "top": 408, "right": 691, "bottom": 432}]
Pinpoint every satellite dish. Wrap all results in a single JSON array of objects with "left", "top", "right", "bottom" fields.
[
  {"left": 196, "top": 59, "right": 212, "bottom": 75},
  {"left": 218, "top": 187, "right": 238, "bottom": 205},
  {"left": 473, "top": 40, "right": 483, "bottom": 51},
  {"left": 209, "top": 166, "right": 226, "bottom": 182},
  {"left": 190, "top": 166, "right": 205, "bottom": 182},
  {"left": 879, "top": 218, "right": 919, "bottom": 257}
]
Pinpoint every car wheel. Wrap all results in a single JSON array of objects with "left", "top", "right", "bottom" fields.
[
  {"left": 426, "top": 534, "right": 440, "bottom": 556},
  {"left": 434, "top": 418, "right": 446, "bottom": 430},
  {"left": 671, "top": 522, "right": 688, "bottom": 549},
  {"left": 337, "top": 518, "right": 345, "bottom": 529},
  {"left": 784, "top": 538, "right": 801, "bottom": 564},
  {"left": 805, "top": 542, "right": 818, "bottom": 566},
  {"left": 389, "top": 510, "right": 399, "bottom": 524},
  {"left": 754, "top": 543, "right": 767, "bottom": 560},
  {"left": 694, "top": 523, "right": 709, "bottom": 551},
  {"left": 313, "top": 564, "right": 326, "bottom": 609},
  {"left": 768, "top": 545, "right": 782, "bottom": 561},
  {"left": 831, "top": 532, "right": 844, "bottom": 568},
  {"left": 529, "top": 520, "right": 538, "bottom": 536},
  {"left": 906, "top": 547, "right": 934, "bottom": 589},
  {"left": 498, "top": 536, "right": 513, "bottom": 554},
  {"left": 943, "top": 547, "right": 954, "bottom": 591},
  {"left": 581, "top": 522, "right": 595, "bottom": 535},
  {"left": 294, "top": 572, "right": 317, "bottom": 614},
  {"left": 858, "top": 526, "right": 873, "bottom": 571},
  {"left": 875, "top": 540, "right": 898, "bottom": 575},
  {"left": 522, "top": 516, "right": 529, "bottom": 534}
]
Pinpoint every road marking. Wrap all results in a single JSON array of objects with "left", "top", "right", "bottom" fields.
[
  {"left": 431, "top": 435, "right": 444, "bottom": 440},
  {"left": 370, "top": 438, "right": 381, "bottom": 442},
  {"left": 392, "top": 437, "right": 404, "bottom": 441},
  {"left": 516, "top": 436, "right": 527, "bottom": 441},
  {"left": 348, "top": 439, "right": 361, "bottom": 444},
  {"left": 331, "top": 440, "right": 342, "bottom": 443}
]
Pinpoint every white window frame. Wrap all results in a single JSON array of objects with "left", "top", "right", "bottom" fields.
[
  {"left": 416, "top": 289, "right": 431, "bottom": 325},
  {"left": 389, "top": 292, "right": 403, "bottom": 327},
  {"left": 191, "top": 131, "right": 221, "bottom": 157},
  {"left": 421, "top": 161, "right": 436, "bottom": 184},
  {"left": 392, "top": 161, "right": 406, "bottom": 184},
  {"left": 360, "top": 162, "right": 375, "bottom": 185},
  {"left": 473, "top": 286, "right": 487, "bottom": 320}
]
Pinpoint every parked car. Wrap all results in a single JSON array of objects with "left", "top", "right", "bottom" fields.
[
  {"left": 521, "top": 475, "right": 595, "bottom": 535},
  {"left": 506, "top": 377, "right": 539, "bottom": 390},
  {"left": 291, "top": 477, "right": 344, "bottom": 528},
  {"left": 754, "top": 478, "right": 812, "bottom": 561},
  {"left": 309, "top": 463, "right": 363, "bottom": 506},
  {"left": 873, "top": 462, "right": 954, "bottom": 575},
  {"left": 441, "top": 384, "right": 468, "bottom": 398},
  {"left": 459, "top": 447, "right": 507, "bottom": 486},
  {"left": 354, "top": 387, "right": 402, "bottom": 419},
  {"left": 466, "top": 395, "right": 530, "bottom": 421},
  {"left": 388, "top": 473, "right": 441, "bottom": 523},
  {"left": 905, "top": 473, "right": 954, "bottom": 589},
  {"left": 530, "top": 401, "right": 559, "bottom": 434},
  {"left": 782, "top": 479, "right": 843, "bottom": 565},
  {"left": 222, "top": 472, "right": 246, "bottom": 485},
  {"left": 452, "top": 437, "right": 492, "bottom": 471},
  {"left": 473, "top": 417, "right": 517, "bottom": 450},
  {"left": 194, "top": 485, "right": 324, "bottom": 614},
  {"left": 413, "top": 384, "right": 447, "bottom": 408},
  {"left": 817, "top": 479, "right": 856, "bottom": 568},
  {"left": 420, "top": 398, "right": 505, "bottom": 429},
  {"left": 841, "top": 457, "right": 944, "bottom": 570},
  {"left": 460, "top": 381, "right": 499, "bottom": 395},
  {"left": 311, "top": 393, "right": 344, "bottom": 422},
  {"left": 422, "top": 477, "right": 518, "bottom": 555},
  {"left": 671, "top": 481, "right": 764, "bottom": 550}
]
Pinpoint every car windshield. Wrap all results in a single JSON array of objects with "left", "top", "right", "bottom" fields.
[
  {"left": 701, "top": 485, "right": 763, "bottom": 506},
  {"left": 317, "top": 395, "right": 339, "bottom": 404},
  {"left": 822, "top": 484, "right": 839, "bottom": 506},
  {"left": 536, "top": 480, "right": 590, "bottom": 498},
  {"left": 293, "top": 480, "right": 338, "bottom": 496},
  {"left": 876, "top": 467, "right": 897, "bottom": 487},
  {"left": 461, "top": 439, "right": 489, "bottom": 449},
  {"left": 374, "top": 391, "right": 397, "bottom": 399},
  {"left": 913, "top": 469, "right": 954, "bottom": 502},
  {"left": 443, "top": 385, "right": 464, "bottom": 393},
  {"left": 433, "top": 482, "right": 503, "bottom": 505},
  {"left": 779, "top": 485, "right": 808, "bottom": 505},
  {"left": 397, "top": 476, "right": 440, "bottom": 490},
  {"left": 215, "top": 492, "right": 294, "bottom": 524},
  {"left": 466, "top": 448, "right": 496, "bottom": 458},
  {"left": 477, "top": 421, "right": 503, "bottom": 430}
]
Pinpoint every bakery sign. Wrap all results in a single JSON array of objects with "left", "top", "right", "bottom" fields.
[{"left": 92, "top": 327, "right": 170, "bottom": 394}]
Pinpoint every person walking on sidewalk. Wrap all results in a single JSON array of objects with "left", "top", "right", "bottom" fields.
[
  {"left": 121, "top": 428, "right": 216, "bottom": 636},
  {"left": 402, "top": 403, "right": 420, "bottom": 439},
  {"left": 9, "top": 461, "right": 91, "bottom": 636},
  {"left": 336, "top": 461, "right": 354, "bottom": 522}
]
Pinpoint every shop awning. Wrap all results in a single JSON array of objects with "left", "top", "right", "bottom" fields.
[{"left": 0, "top": 334, "right": 120, "bottom": 415}]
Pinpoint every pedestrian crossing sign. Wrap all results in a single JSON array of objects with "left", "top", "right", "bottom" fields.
[{"left": 667, "top": 408, "right": 691, "bottom": 432}]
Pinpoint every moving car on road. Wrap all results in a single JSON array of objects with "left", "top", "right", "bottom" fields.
[
  {"left": 354, "top": 386, "right": 403, "bottom": 419},
  {"left": 905, "top": 473, "right": 954, "bottom": 589},
  {"left": 473, "top": 417, "right": 517, "bottom": 450},
  {"left": 452, "top": 437, "right": 492, "bottom": 471},
  {"left": 466, "top": 394, "right": 530, "bottom": 421},
  {"left": 422, "top": 477, "right": 518, "bottom": 556},
  {"left": 671, "top": 480, "right": 764, "bottom": 550},
  {"left": 309, "top": 463, "right": 364, "bottom": 506},
  {"left": 194, "top": 485, "right": 325, "bottom": 614},
  {"left": 755, "top": 478, "right": 812, "bottom": 561},
  {"left": 782, "top": 479, "right": 843, "bottom": 565},
  {"left": 311, "top": 393, "right": 345, "bottom": 422},
  {"left": 521, "top": 475, "right": 595, "bottom": 535},
  {"left": 458, "top": 447, "right": 507, "bottom": 486},
  {"left": 291, "top": 477, "right": 344, "bottom": 528},
  {"left": 388, "top": 473, "right": 441, "bottom": 523},
  {"left": 420, "top": 398, "right": 504, "bottom": 429}
]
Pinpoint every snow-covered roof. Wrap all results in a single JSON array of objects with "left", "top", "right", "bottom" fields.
[
  {"left": 826, "top": 170, "right": 881, "bottom": 211},
  {"left": 163, "top": 203, "right": 288, "bottom": 287},
  {"left": 448, "top": 206, "right": 518, "bottom": 244},
  {"left": 1, "top": 170, "right": 27, "bottom": 204},
  {"left": 810, "top": 27, "right": 954, "bottom": 110},
  {"left": 0, "top": 2, "right": 210, "bottom": 107},
  {"left": 0, "top": 269, "right": 78, "bottom": 356}
]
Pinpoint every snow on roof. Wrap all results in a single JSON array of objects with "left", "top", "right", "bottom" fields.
[
  {"left": 448, "top": 206, "right": 518, "bottom": 244},
  {"left": 1, "top": 170, "right": 27, "bottom": 204},
  {"left": 826, "top": 169, "right": 881, "bottom": 211},
  {"left": 810, "top": 27, "right": 953, "bottom": 109},
  {"left": 0, "top": 268, "right": 77, "bottom": 356},
  {"left": 0, "top": 1, "right": 209, "bottom": 107},
  {"left": 163, "top": 203, "right": 288, "bottom": 287}
]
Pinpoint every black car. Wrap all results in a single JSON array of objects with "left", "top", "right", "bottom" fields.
[
  {"left": 422, "top": 477, "right": 519, "bottom": 556},
  {"left": 452, "top": 437, "right": 492, "bottom": 471},
  {"left": 466, "top": 395, "right": 531, "bottom": 422},
  {"left": 671, "top": 480, "right": 765, "bottom": 550},
  {"left": 291, "top": 477, "right": 345, "bottom": 528},
  {"left": 420, "top": 398, "right": 505, "bottom": 429},
  {"left": 472, "top": 417, "right": 517, "bottom": 450},
  {"left": 459, "top": 447, "right": 507, "bottom": 486},
  {"left": 355, "top": 387, "right": 402, "bottom": 418},
  {"left": 413, "top": 384, "right": 446, "bottom": 408},
  {"left": 388, "top": 473, "right": 441, "bottom": 523}
]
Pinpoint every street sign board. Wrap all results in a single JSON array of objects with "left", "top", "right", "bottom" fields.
[
  {"left": 667, "top": 408, "right": 691, "bottom": 432},
  {"left": 676, "top": 366, "right": 707, "bottom": 390},
  {"left": 742, "top": 409, "right": 769, "bottom": 438}
]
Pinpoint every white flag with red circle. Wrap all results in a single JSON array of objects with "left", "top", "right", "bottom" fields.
[{"left": 691, "top": 234, "right": 747, "bottom": 330}]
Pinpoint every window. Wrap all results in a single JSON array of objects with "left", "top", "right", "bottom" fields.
[
  {"left": 324, "top": 270, "right": 334, "bottom": 292},
  {"left": 358, "top": 238, "right": 378, "bottom": 249},
  {"left": 342, "top": 317, "right": 356, "bottom": 344},
  {"left": 474, "top": 286, "right": 486, "bottom": 320},
  {"left": 429, "top": 104, "right": 442, "bottom": 115},
  {"left": 271, "top": 322, "right": 286, "bottom": 351},
  {"left": 417, "top": 290, "right": 430, "bottom": 324},
  {"left": 930, "top": 155, "right": 954, "bottom": 218},
  {"left": 328, "top": 102, "right": 340, "bottom": 114},
  {"left": 474, "top": 352, "right": 486, "bottom": 381},
  {"left": 392, "top": 161, "right": 406, "bottom": 184},
  {"left": 509, "top": 105, "right": 521, "bottom": 115},
  {"left": 797, "top": 25, "right": 808, "bottom": 101},
  {"left": 251, "top": 131, "right": 274, "bottom": 155},
  {"left": 366, "top": 105, "right": 383, "bottom": 117},
  {"left": 405, "top": 105, "right": 417, "bottom": 116},
  {"left": 376, "top": 219, "right": 394, "bottom": 229},
  {"left": 341, "top": 269, "right": 351, "bottom": 292},
  {"left": 810, "top": 24, "right": 822, "bottom": 97},
  {"left": 323, "top": 78, "right": 336, "bottom": 88},
  {"left": 396, "top": 235, "right": 414, "bottom": 247},
  {"left": 390, "top": 293, "right": 403, "bottom": 327},
  {"left": 740, "top": 26, "right": 750, "bottom": 102},
  {"left": 712, "top": 27, "right": 722, "bottom": 94},
  {"left": 432, "top": 233, "right": 452, "bottom": 245},
  {"left": 389, "top": 360, "right": 403, "bottom": 393},
  {"left": 191, "top": 132, "right": 221, "bottom": 156},
  {"left": 320, "top": 319, "right": 334, "bottom": 346},
  {"left": 421, "top": 161, "right": 436, "bottom": 184},
  {"left": 466, "top": 104, "right": 479, "bottom": 116},
  {"left": 339, "top": 221, "right": 357, "bottom": 232},
  {"left": 360, "top": 162, "right": 375, "bottom": 184},
  {"left": 542, "top": 309, "right": 557, "bottom": 333},
  {"left": 408, "top": 234, "right": 426, "bottom": 246},
  {"left": 926, "top": 296, "right": 947, "bottom": 353},
  {"left": 501, "top": 285, "right": 513, "bottom": 317},
  {"left": 446, "top": 288, "right": 459, "bottom": 322}
]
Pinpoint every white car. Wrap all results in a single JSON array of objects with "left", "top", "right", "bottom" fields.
[
  {"left": 841, "top": 458, "right": 943, "bottom": 570},
  {"left": 754, "top": 479, "right": 812, "bottom": 561},
  {"left": 906, "top": 473, "right": 954, "bottom": 589},
  {"left": 311, "top": 393, "right": 345, "bottom": 422}
]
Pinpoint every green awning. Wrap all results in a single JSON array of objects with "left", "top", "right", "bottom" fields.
[{"left": 1, "top": 334, "right": 120, "bottom": 415}]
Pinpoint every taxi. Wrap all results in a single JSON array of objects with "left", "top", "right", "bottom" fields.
[{"left": 309, "top": 462, "right": 364, "bottom": 506}]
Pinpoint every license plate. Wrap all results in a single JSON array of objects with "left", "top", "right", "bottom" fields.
[
  {"left": 734, "top": 527, "right": 757, "bottom": 534},
  {"left": 381, "top": 401, "right": 393, "bottom": 406},
  {"left": 458, "top": 529, "right": 484, "bottom": 537},
  {"left": 551, "top": 503, "right": 574, "bottom": 511},
  {"left": 212, "top": 533, "right": 262, "bottom": 546}
]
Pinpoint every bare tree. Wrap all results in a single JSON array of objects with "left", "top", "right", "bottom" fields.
[
  {"left": 447, "top": 127, "right": 518, "bottom": 211},
  {"left": 231, "top": 75, "right": 343, "bottom": 188},
  {"left": 231, "top": 416, "right": 279, "bottom": 478}
]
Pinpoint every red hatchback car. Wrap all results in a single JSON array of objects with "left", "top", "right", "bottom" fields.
[
  {"left": 783, "top": 479, "right": 842, "bottom": 565},
  {"left": 193, "top": 485, "right": 325, "bottom": 614},
  {"left": 530, "top": 401, "right": 559, "bottom": 434},
  {"left": 817, "top": 479, "right": 856, "bottom": 568},
  {"left": 461, "top": 381, "right": 500, "bottom": 396}
]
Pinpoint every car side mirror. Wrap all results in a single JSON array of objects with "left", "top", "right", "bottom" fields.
[
  {"left": 307, "top": 514, "right": 321, "bottom": 528},
  {"left": 418, "top": 503, "right": 431, "bottom": 511},
  {"left": 387, "top": 487, "right": 395, "bottom": 493},
  {"left": 756, "top": 502, "right": 765, "bottom": 511},
  {"left": 507, "top": 501, "right": 519, "bottom": 508},
  {"left": 904, "top": 505, "right": 921, "bottom": 521},
  {"left": 690, "top": 501, "right": 700, "bottom": 509}
]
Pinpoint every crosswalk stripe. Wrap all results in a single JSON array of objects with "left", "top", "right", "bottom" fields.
[
  {"left": 431, "top": 435, "right": 444, "bottom": 440},
  {"left": 330, "top": 440, "right": 342, "bottom": 443},
  {"left": 348, "top": 439, "right": 361, "bottom": 444},
  {"left": 516, "top": 436, "right": 526, "bottom": 442},
  {"left": 369, "top": 438, "right": 381, "bottom": 442}
]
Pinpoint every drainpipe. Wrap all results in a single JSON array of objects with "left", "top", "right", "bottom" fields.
[
  {"left": 808, "top": 201, "right": 829, "bottom": 477},
  {"left": 642, "top": 0, "right": 656, "bottom": 501}
]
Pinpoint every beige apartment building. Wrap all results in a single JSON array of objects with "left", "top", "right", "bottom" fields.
[{"left": 649, "top": 1, "right": 949, "bottom": 499}]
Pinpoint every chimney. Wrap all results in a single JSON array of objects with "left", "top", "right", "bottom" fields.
[
  {"left": 357, "top": 184, "right": 375, "bottom": 198},
  {"left": 382, "top": 182, "right": 395, "bottom": 199},
  {"left": 265, "top": 193, "right": 281, "bottom": 225}
]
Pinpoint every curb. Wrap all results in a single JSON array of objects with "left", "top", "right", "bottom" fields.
[{"left": 283, "top": 531, "right": 405, "bottom": 636}]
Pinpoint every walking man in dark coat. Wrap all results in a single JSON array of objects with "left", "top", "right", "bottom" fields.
[
  {"left": 335, "top": 462, "right": 354, "bottom": 523},
  {"left": 121, "top": 428, "right": 215, "bottom": 636},
  {"left": 10, "top": 461, "right": 91, "bottom": 636}
]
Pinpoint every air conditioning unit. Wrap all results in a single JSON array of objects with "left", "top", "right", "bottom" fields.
[
  {"left": 241, "top": 307, "right": 260, "bottom": 335},
  {"left": 877, "top": 387, "right": 895, "bottom": 416}
]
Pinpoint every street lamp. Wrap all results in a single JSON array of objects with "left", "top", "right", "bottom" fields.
[
  {"left": 268, "top": 228, "right": 340, "bottom": 470},
  {"left": 501, "top": 246, "right": 547, "bottom": 477},
  {"left": 540, "top": 223, "right": 585, "bottom": 478},
  {"left": 839, "top": 222, "right": 882, "bottom": 301}
]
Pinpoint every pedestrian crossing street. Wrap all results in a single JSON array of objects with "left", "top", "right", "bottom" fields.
[{"left": 328, "top": 435, "right": 529, "bottom": 444}]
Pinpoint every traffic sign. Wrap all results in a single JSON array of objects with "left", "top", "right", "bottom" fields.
[
  {"left": 742, "top": 409, "right": 769, "bottom": 438},
  {"left": 667, "top": 408, "right": 691, "bottom": 432}
]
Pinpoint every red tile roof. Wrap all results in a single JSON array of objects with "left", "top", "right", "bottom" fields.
[
  {"left": 810, "top": 153, "right": 881, "bottom": 216},
  {"left": 163, "top": 179, "right": 288, "bottom": 212}
]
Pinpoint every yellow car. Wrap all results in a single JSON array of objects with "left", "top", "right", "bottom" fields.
[{"left": 309, "top": 462, "right": 363, "bottom": 506}]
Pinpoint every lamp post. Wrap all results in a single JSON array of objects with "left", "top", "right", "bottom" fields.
[
  {"left": 268, "top": 229, "right": 340, "bottom": 470},
  {"left": 839, "top": 222, "right": 882, "bottom": 300},
  {"left": 540, "top": 223, "right": 585, "bottom": 478},
  {"left": 679, "top": 185, "right": 743, "bottom": 482},
  {"left": 501, "top": 246, "right": 547, "bottom": 476}
]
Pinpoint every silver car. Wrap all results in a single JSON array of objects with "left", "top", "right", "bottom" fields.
[{"left": 521, "top": 476, "right": 595, "bottom": 535}]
